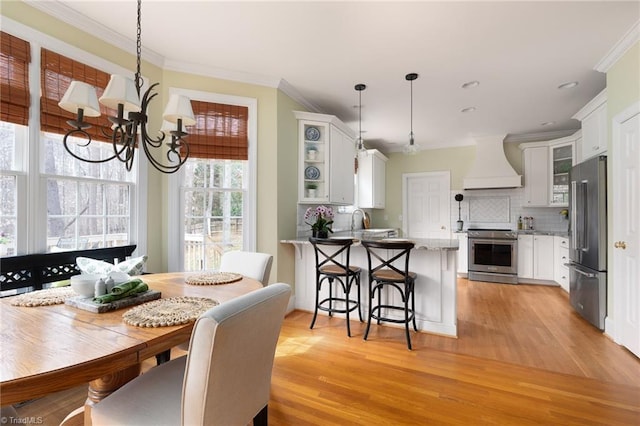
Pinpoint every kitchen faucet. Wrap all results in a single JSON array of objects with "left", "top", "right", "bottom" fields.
[{"left": 351, "top": 208, "right": 365, "bottom": 232}]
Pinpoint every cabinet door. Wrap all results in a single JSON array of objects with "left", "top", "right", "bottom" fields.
[
  {"left": 533, "top": 235, "right": 555, "bottom": 280},
  {"left": 456, "top": 233, "right": 468, "bottom": 274},
  {"left": 517, "top": 234, "right": 533, "bottom": 278},
  {"left": 523, "top": 147, "right": 549, "bottom": 206},
  {"left": 328, "top": 126, "right": 355, "bottom": 205},
  {"left": 299, "top": 121, "right": 329, "bottom": 202},
  {"left": 358, "top": 151, "right": 386, "bottom": 209},
  {"left": 581, "top": 103, "right": 607, "bottom": 161},
  {"left": 549, "top": 142, "right": 574, "bottom": 207}
]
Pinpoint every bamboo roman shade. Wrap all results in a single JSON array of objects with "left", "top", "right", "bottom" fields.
[
  {"left": 1, "top": 31, "right": 30, "bottom": 126},
  {"left": 40, "top": 49, "right": 115, "bottom": 143},
  {"left": 187, "top": 101, "right": 248, "bottom": 160}
]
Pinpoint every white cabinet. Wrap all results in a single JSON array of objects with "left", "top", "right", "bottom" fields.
[
  {"left": 518, "top": 234, "right": 555, "bottom": 281},
  {"left": 573, "top": 89, "right": 607, "bottom": 161},
  {"left": 522, "top": 146, "right": 549, "bottom": 206},
  {"left": 517, "top": 234, "right": 534, "bottom": 279},
  {"left": 357, "top": 149, "right": 387, "bottom": 209},
  {"left": 520, "top": 132, "right": 578, "bottom": 207},
  {"left": 295, "top": 111, "right": 355, "bottom": 205},
  {"left": 554, "top": 236, "right": 570, "bottom": 292},
  {"left": 533, "top": 235, "right": 555, "bottom": 280},
  {"left": 456, "top": 233, "right": 468, "bottom": 276}
]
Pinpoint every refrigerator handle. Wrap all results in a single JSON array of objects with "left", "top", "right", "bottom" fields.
[
  {"left": 570, "top": 180, "right": 577, "bottom": 249},
  {"left": 565, "top": 262, "right": 596, "bottom": 278},
  {"left": 580, "top": 180, "right": 589, "bottom": 252}
]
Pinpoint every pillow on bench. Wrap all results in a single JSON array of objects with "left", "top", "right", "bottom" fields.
[{"left": 77, "top": 255, "right": 148, "bottom": 276}]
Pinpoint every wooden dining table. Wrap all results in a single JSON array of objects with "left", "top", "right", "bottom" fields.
[{"left": 0, "top": 272, "right": 262, "bottom": 424}]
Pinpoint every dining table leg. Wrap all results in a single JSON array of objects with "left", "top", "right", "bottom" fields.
[{"left": 60, "top": 363, "right": 142, "bottom": 426}]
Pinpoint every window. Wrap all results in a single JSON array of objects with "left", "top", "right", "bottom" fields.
[
  {"left": 183, "top": 159, "right": 246, "bottom": 270},
  {"left": 167, "top": 89, "right": 257, "bottom": 272},
  {"left": 0, "top": 31, "right": 30, "bottom": 256},
  {"left": 0, "top": 22, "right": 145, "bottom": 256}
]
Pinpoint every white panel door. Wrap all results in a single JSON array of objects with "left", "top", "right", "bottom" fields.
[
  {"left": 403, "top": 172, "right": 450, "bottom": 238},
  {"left": 613, "top": 105, "right": 640, "bottom": 358}
]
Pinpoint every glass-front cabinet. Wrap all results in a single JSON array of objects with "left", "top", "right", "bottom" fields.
[
  {"left": 294, "top": 111, "right": 355, "bottom": 205},
  {"left": 520, "top": 130, "right": 578, "bottom": 208},
  {"left": 549, "top": 141, "right": 575, "bottom": 206}
]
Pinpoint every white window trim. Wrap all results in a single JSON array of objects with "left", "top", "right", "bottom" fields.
[
  {"left": 166, "top": 88, "right": 258, "bottom": 272},
  {"left": 2, "top": 17, "right": 147, "bottom": 256}
]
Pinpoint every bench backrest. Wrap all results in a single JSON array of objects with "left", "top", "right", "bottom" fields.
[{"left": 0, "top": 245, "right": 137, "bottom": 295}]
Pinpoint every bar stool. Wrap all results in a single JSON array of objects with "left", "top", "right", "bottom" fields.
[
  {"left": 361, "top": 239, "right": 417, "bottom": 350},
  {"left": 309, "top": 237, "right": 363, "bottom": 337}
]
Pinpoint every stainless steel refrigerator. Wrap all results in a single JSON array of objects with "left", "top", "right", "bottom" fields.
[{"left": 568, "top": 155, "right": 607, "bottom": 330}]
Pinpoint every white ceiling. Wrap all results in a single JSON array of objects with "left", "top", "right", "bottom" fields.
[{"left": 29, "top": 1, "right": 639, "bottom": 153}]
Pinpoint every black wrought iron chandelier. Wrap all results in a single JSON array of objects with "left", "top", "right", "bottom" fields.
[
  {"left": 403, "top": 72, "right": 419, "bottom": 155},
  {"left": 57, "top": 0, "right": 194, "bottom": 174},
  {"left": 354, "top": 83, "right": 367, "bottom": 153}
]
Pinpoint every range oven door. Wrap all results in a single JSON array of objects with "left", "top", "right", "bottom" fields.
[{"left": 468, "top": 238, "right": 518, "bottom": 275}]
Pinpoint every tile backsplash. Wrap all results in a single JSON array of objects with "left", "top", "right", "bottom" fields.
[{"left": 451, "top": 188, "right": 569, "bottom": 232}]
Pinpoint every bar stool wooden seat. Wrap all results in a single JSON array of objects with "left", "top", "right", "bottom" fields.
[
  {"left": 361, "top": 239, "right": 417, "bottom": 349},
  {"left": 309, "top": 237, "right": 363, "bottom": 337}
]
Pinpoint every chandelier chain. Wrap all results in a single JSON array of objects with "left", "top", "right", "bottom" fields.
[{"left": 135, "top": 0, "right": 143, "bottom": 97}]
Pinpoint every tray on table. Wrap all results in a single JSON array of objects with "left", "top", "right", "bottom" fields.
[{"left": 65, "top": 290, "right": 162, "bottom": 313}]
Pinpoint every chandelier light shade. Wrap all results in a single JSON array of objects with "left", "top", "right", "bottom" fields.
[
  {"left": 58, "top": 81, "right": 101, "bottom": 120},
  {"left": 57, "top": 0, "right": 192, "bottom": 174},
  {"left": 355, "top": 83, "right": 367, "bottom": 154},
  {"left": 403, "top": 72, "right": 420, "bottom": 155}
]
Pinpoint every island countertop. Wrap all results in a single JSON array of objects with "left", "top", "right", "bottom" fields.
[
  {"left": 280, "top": 234, "right": 459, "bottom": 251},
  {"left": 282, "top": 234, "right": 459, "bottom": 337}
]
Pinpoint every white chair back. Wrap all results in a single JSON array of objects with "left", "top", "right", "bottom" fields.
[
  {"left": 91, "top": 283, "right": 291, "bottom": 426},
  {"left": 183, "top": 283, "right": 290, "bottom": 424},
  {"left": 220, "top": 251, "right": 273, "bottom": 286}
]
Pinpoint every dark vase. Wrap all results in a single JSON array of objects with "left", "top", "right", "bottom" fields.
[
  {"left": 312, "top": 229, "right": 317, "bottom": 238},
  {"left": 317, "top": 230, "right": 329, "bottom": 239}
]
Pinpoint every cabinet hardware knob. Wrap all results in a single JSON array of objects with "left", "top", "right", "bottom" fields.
[{"left": 614, "top": 241, "right": 627, "bottom": 249}]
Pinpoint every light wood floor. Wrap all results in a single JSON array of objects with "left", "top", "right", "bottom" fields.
[{"left": 13, "top": 278, "right": 640, "bottom": 425}]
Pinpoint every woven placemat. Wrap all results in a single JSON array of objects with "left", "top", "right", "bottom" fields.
[
  {"left": 122, "top": 296, "right": 219, "bottom": 327},
  {"left": 185, "top": 272, "right": 243, "bottom": 285},
  {"left": 10, "top": 287, "right": 76, "bottom": 307}
]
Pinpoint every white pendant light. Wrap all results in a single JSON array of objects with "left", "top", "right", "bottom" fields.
[
  {"left": 403, "top": 72, "right": 420, "bottom": 155},
  {"left": 355, "top": 83, "right": 367, "bottom": 154}
]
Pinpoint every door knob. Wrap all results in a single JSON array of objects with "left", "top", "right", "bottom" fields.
[
  {"left": 441, "top": 225, "right": 446, "bottom": 230},
  {"left": 614, "top": 241, "right": 627, "bottom": 249}
]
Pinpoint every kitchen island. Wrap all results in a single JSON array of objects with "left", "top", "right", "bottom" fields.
[{"left": 281, "top": 235, "right": 459, "bottom": 337}]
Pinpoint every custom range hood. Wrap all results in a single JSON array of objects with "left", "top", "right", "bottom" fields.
[{"left": 463, "top": 135, "right": 522, "bottom": 189}]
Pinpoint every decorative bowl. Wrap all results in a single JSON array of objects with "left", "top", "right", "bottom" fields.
[{"left": 70, "top": 274, "right": 101, "bottom": 297}]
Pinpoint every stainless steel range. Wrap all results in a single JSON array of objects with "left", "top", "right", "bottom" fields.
[{"left": 467, "top": 228, "right": 518, "bottom": 284}]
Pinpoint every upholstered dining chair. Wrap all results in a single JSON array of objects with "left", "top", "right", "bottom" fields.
[
  {"left": 92, "top": 283, "right": 291, "bottom": 426},
  {"left": 167, "top": 250, "right": 274, "bottom": 359},
  {"left": 220, "top": 251, "right": 273, "bottom": 286}
]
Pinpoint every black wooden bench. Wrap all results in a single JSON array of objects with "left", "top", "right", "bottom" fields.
[{"left": 0, "top": 245, "right": 137, "bottom": 296}]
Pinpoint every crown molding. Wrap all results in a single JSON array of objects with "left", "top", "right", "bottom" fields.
[
  {"left": 24, "top": 0, "right": 165, "bottom": 67},
  {"left": 163, "top": 58, "right": 282, "bottom": 88},
  {"left": 23, "top": 0, "right": 319, "bottom": 109},
  {"left": 278, "top": 80, "right": 321, "bottom": 113},
  {"left": 504, "top": 129, "right": 579, "bottom": 144},
  {"left": 595, "top": 20, "right": 639, "bottom": 72}
]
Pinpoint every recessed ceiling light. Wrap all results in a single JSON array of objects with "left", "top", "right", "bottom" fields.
[
  {"left": 558, "top": 81, "right": 579, "bottom": 89},
  {"left": 461, "top": 107, "right": 476, "bottom": 113},
  {"left": 462, "top": 81, "right": 480, "bottom": 89},
  {"left": 540, "top": 121, "right": 556, "bottom": 126}
]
